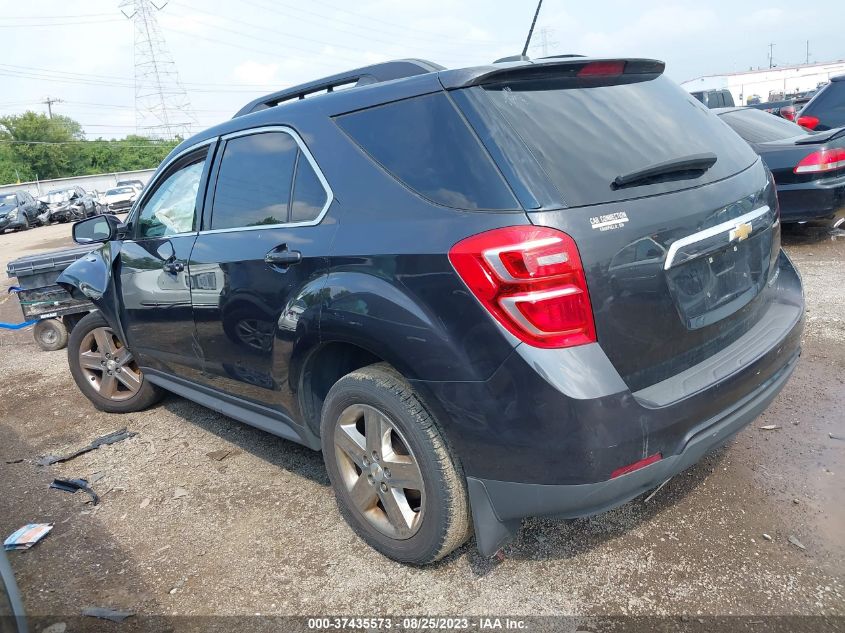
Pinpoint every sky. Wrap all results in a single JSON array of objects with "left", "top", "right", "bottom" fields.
[{"left": 2, "top": 0, "right": 843, "bottom": 139}]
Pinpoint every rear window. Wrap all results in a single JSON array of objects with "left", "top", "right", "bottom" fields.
[
  {"left": 335, "top": 92, "right": 518, "bottom": 210},
  {"left": 455, "top": 75, "right": 757, "bottom": 208},
  {"left": 718, "top": 109, "right": 807, "bottom": 143}
]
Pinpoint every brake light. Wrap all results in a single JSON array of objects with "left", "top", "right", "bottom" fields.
[
  {"left": 610, "top": 453, "right": 663, "bottom": 479},
  {"left": 449, "top": 226, "right": 596, "bottom": 348},
  {"left": 796, "top": 115, "right": 820, "bottom": 130},
  {"left": 780, "top": 105, "right": 796, "bottom": 121},
  {"left": 794, "top": 148, "right": 845, "bottom": 174},
  {"left": 577, "top": 61, "right": 625, "bottom": 77}
]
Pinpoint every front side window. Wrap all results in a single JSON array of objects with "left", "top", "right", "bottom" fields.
[
  {"left": 210, "top": 132, "right": 299, "bottom": 230},
  {"left": 136, "top": 157, "right": 206, "bottom": 239}
]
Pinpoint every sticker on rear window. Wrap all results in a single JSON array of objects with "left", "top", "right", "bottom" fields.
[{"left": 590, "top": 212, "right": 629, "bottom": 231}]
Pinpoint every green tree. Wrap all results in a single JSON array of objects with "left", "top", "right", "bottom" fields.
[
  {"left": 0, "top": 111, "right": 179, "bottom": 184},
  {"left": 0, "top": 111, "right": 83, "bottom": 180}
]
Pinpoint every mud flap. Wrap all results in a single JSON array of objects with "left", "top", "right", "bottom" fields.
[{"left": 466, "top": 477, "right": 521, "bottom": 557}]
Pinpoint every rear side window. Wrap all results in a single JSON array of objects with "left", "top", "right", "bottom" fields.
[
  {"left": 335, "top": 92, "right": 518, "bottom": 210},
  {"left": 210, "top": 131, "right": 329, "bottom": 229},
  {"left": 211, "top": 132, "right": 298, "bottom": 230},
  {"left": 454, "top": 75, "right": 758, "bottom": 208}
]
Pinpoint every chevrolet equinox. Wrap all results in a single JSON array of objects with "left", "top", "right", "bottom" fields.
[{"left": 59, "top": 57, "right": 804, "bottom": 564}]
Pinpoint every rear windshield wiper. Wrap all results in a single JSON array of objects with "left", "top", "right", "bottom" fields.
[{"left": 612, "top": 153, "right": 718, "bottom": 189}]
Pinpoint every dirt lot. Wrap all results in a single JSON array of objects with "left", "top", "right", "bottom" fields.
[{"left": 0, "top": 222, "right": 843, "bottom": 624}]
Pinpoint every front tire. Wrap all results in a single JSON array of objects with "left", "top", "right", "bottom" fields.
[
  {"left": 67, "top": 311, "right": 163, "bottom": 413},
  {"left": 321, "top": 363, "right": 471, "bottom": 564}
]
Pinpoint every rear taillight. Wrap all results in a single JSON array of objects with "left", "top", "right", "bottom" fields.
[
  {"left": 794, "top": 147, "right": 845, "bottom": 174},
  {"left": 448, "top": 226, "right": 596, "bottom": 349},
  {"left": 796, "top": 115, "right": 820, "bottom": 130},
  {"left": 577, "top": 61, "right": 625, "bottom": 77},
  {"left": 780, "top": 105, "right": 796, "bottom": 121}
]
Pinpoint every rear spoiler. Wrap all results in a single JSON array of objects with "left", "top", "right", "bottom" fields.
[
  {"left": 440, "top": 58, "right": 665, "bottom": 89},
  {"left": 795, "top": 127, "right": 845, "bottom": 145}
]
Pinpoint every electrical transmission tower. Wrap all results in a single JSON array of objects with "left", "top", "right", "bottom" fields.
[
  {"left": 531, "top": 27, "right": 559, "bottom": 57},
  {"left": 120, "top": 0, "right": 196, "bottom": 139}
]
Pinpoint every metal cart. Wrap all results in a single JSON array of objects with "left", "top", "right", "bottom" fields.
[{"left": 5, "top": 245, "right": 96, "bottom": 351}]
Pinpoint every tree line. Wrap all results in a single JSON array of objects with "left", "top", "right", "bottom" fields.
[{"left": 0, "top": 111, "right": 180, "bottom": 184}]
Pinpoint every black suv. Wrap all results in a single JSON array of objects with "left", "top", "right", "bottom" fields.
[
  {"left": 60, "top": 57, "right": 804, "bottom": 564},
  {"left": 0, "top": 190, "right": 40, "bottom": 232},
  {"left": 798, "top": 74, "right": 845, "bottom": 131}
]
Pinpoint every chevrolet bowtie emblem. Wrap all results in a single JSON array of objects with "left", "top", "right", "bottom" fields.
[{"left": 729, "top": 222, "right": 753, "bottom": 242}]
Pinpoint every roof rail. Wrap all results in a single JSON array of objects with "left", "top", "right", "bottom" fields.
[{"left": 233, "top": 59, "right": 444, "bottom": 118}]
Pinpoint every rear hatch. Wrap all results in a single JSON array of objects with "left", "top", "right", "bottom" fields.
[{"left": 448, "top": 59, "right": 781, "bottom": 390}]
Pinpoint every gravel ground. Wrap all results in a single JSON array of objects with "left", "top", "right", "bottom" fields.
[{"left": 0, "top": 222, "right": 842, "bottom": 624}]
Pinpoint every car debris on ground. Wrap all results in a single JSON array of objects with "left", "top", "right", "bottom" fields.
[
  {"left": 36, "top": 428, "right": 137, "bottom": 466},
  {"left": 49, "top": 478, "right": 99, "bottom": 505},
  {"left": 81, "top": 607, "right": 135, "bottom": 622},
  {"left": 4, "top": 523, "right": 53, "bottom": 550},
  {"left": 788, "top": 535, "right": 807, "bottom": 550}
]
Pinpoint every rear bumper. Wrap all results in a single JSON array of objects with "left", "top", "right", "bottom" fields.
[
  {"left": 466, "top": 347, "right": 799, "bottom": 555},
  {"left": 411, "top": 250, "right": 804, "bottom": 555},
  {"left": 777, "top": 177, "right": 845, "bottom": 222}
]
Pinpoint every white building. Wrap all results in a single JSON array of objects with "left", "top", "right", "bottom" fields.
[{"left": 681, "top": 59, "right": 845, "bottom": 105}]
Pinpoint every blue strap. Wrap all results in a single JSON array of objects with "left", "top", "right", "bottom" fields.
[
  {"left": 0, "top": 319, "right": 38, "bottom": 330},
  {"left": 7, "top": 286, "right": 22, "bottom": 294}
]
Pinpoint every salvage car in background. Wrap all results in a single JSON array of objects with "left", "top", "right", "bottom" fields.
[
  {"left": 0, "top": 191, "right": 41, "bottom": 233},
  {"left": 797, "top": 74, "right": 845, "bottom": 131},
  {"left": 37, "top": 186, "right": 102, "bottom": 224},
  {"left": 716, "top": 107, "right": 845, "bottom": 224},
  {"left": 101, "top": 186, "right": 139, "bottom": 213}
]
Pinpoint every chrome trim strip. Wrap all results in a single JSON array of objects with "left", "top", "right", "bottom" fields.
[
  {"left": 663, "top": 205, "right": 771, "bottom": 271},
  {"left": 198, "top": 125, "right": 334, "bottom": 234}
]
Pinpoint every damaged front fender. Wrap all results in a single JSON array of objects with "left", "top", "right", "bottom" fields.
[{"left": 57, "top": 241, "right": 127, "bottom": 342}]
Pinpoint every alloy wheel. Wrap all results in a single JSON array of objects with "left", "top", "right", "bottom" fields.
[
  {"left": 77, "top": 327, "right": 142, "bottom": 401},
  {"left": 333, "top": 404, "right": 425, "bottom": 539}
]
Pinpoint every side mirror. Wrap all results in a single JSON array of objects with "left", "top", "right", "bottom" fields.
[{"left": 72, "top": 214, "right": 124, "bottom": 244}]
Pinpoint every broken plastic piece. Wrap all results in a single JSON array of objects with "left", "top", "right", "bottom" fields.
[
  {"left": 37, "top": 428, "right": 137, "bottom": 466},
  {"left": 50, "top": 478, "right": 100, "bottom": 505},
  {"left": 82, "top": 607, "right": 135, "bottom": 622},
  {"left": 4, "top": 524, "right": 53, "bottom": 550}
]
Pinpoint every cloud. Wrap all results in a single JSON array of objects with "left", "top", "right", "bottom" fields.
[{"left": 232, "top": 61, "right": 279, "bottom": 86}]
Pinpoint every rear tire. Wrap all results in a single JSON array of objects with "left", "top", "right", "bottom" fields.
[
  {"left": 321, "top": 363, "right": 471, "bottom": 564},
  {"left": 33, "top": 319, "right": 68, "bottom": 351},
  {"left": 67, "top": 311, "right": 163, "bottom": 413}
]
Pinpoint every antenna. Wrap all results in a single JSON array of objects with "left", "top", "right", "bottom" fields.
[
  {"left": 521, "top": 0, "right": 544, "bottom": 57},
  {"left": 119, "top": 0, "right": 197, "bottom": 139}
]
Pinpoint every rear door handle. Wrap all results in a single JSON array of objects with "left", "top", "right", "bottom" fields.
[{"left": 264, "top": 247, "right": 302, "bottom": 266}]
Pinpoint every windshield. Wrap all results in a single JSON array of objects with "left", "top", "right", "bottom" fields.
[
  {"left": 454, "top": 74, "right": 757, "bottom": 208},
  {"left": 0, "top": 194, "right": 16, "bottom": 206},
  {"left": 718, "top": 108, "right": 808, "bottom": 143},
  {"left": 108, "top": 187, "right": 135, "bottom": 195}
]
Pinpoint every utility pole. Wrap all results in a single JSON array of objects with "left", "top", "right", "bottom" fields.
[
  {"left": 806, "top": 40, "right": 810, "bottom": 65},
  {"left": 768, "top": 43, "right": 775, "bottom": 69},
  {"left": 41, "top": 96, "right": 63, "bottom": 119},
  {"left": 521, "top": 0, "right": 544, "bottom": 57}
]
